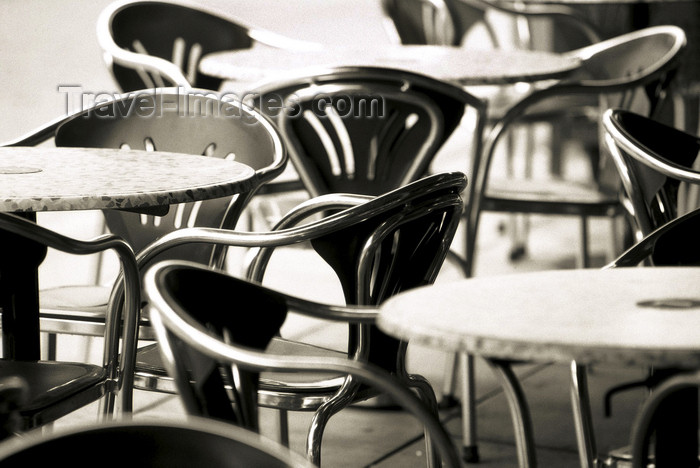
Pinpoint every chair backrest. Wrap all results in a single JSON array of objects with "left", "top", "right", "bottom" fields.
[
  {"left": 53, "top": 89, "right": 285, "bottom": 267},
  {"left": 251, "top": 67, "right": 485, "bottom": 197},
  {"left": 97, "top": 0, "right": 256, "bottom": 91},
  {"left": 382, "top": 0, "right": 600, "bottom": 51},
  {"left": 450, "top": 0, "right": 601, "bottom": 50},
  {"left": 467, "top": 26, "right": 685, "bottom": 259},
  {"left": 134, "top": 172, "right": 465, "bottom": 399},
  {"left": 256, "top": 172, "right": 468, "bottom": 373},
  {"left": 0, "top": 419, "right": 313, "bottom": 467},
  {"left": 563, "top": 26, "right": 685, "bottom": 114},
  {"left": 602, "top": 108, "right": 700, "bottom": 239}
]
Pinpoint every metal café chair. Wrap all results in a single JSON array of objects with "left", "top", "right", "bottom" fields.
[
  {"left": 96, "top": 0, "right": 321, "bottom": 92},
  {"left": 0, "top": 212, "right": 139, "bottom": 432},
  {"left": 2, "top": 89, "right": 286, "bottom": 369},
  {"left": 144, "top": 259, "right": 462, "bottom": 468},
  {"left": 117, "top": 172, "right": 467, "bottom": 467}
]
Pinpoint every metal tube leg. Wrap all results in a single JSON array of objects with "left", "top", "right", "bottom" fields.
[
  {"left": 487, "top": 359, "right": 537, "bottom": 468},
  {"left": 306, "top": 383, "right": 358, "bottom": 466},
  {"left": 440, "top": 353, "right": 460, "bottom": 409},
  {"left": 408, "top": 374, "right": 443, "bottom": 468},
  {"left": 461, "top": 353, "right": 480, "bottom": 462},
  {"left": 570, "top": 361, "right": 597, "bottom": 468}
]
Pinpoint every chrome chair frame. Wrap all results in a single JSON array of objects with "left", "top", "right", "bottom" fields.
[{"left": 111, "top": 172, "right": 467, "bottom": 467}]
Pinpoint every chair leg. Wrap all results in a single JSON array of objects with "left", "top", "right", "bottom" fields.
[
  {"left": 440, "top": 353, "right": 460, "bottom": 409},
  {"left": 405, "top": 373, "right": 444, "bottom": 468},
  {"left": 461, "top": 353, "right": 480, "bottom": 463},
  {"left": 570, "top": 361, "right": 597, "bottom": 468},
  {"left": 306, "top": 381, "right": 358, "bottom": 466},
  {"left": 486, "top": 359, "right": 537, "bottom": 468}
]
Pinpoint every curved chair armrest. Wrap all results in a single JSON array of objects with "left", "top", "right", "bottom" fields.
[
  {"left": 145, "top": 271, "right": 460, "bottom": 468},
  {"left": 245, "top": 193, "right": 375, "bottom": 280},
  {"left": 630, "top": 370, "right": 700, "bottom": 468},
  {"left": 0, "top": 213, "right": 140, "bottom": 413},
  {"left": 270, "top": 193, "right": 375, "bottom": 231}
]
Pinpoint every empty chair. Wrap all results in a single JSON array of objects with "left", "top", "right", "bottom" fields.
[
  {"left": 0, "top": 418, "right": 314, "bottom": 467},
  {"left": 118, "top": 172, "right": 466, "bottom": 466},
  {"left": 4, "top": 89, "right": 286, "bottom": 366},
  {"left": 145, "top": 260, "right": 462, "bottom": 468},
  {"left": 0, "top": 212, "right": 139, "bottom": 432},
  {"left": 467, "top": 25, "right": 686, "bottom": 275},
  {"left": 451, "top": 25, "right": 686, "bottom": 464},
  {"left": 97, "top": 0, "right": 321, "bottom": 92}
]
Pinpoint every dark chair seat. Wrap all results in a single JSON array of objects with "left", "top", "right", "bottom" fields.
[
  {"left": 0, "top": 360, "right": 106, "bottom": 429},
  {"left": 484, "top": 178, "right": 621, "bottom": 215}
]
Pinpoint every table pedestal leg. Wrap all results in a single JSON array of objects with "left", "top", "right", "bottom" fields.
[
  {"left": 487, "top": 359, "right": 537, "bottom": 468},
  {"left": 0, "top": 213, "right": 46, "bottom": 361}
]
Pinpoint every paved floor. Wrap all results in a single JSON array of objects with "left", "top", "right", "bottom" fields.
[{"left": 1, "top": 1, "right": 652, "bottom": 466}]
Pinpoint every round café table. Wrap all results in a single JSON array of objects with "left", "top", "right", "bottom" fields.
[
  {"left": 198, "top": 44, "right": 582, "bottom": 86},
  {"left": 0, "top": 146, "right": 255, "bottom": 361},
  {"left": 378, "top": 267, "right": 700, "bottom": 468}
]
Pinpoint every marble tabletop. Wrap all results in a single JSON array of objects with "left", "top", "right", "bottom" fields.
[
  {"left": 199, "top": 45, "right": 582, "bottom": 86},
  {"left": 378, "top": 267, "right": 700, "bottom": 368},
  {"left": 0, "top": 146, "right": 256, "bottom": 213}
]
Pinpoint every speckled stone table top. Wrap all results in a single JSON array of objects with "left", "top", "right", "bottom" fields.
[
  {"left": 0, "top": 147, "right": 256, "bottom": 212},
  {"left": 378, "top": 267, "right": 700, "bottom": 368},
  {"left": 199, "top": 45, "right": 581, "bottom": 85}
]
